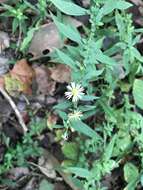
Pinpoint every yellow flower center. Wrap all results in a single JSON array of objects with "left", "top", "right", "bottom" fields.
[{"left": 72, "top": 88, "right": 78, "bottom": 97}]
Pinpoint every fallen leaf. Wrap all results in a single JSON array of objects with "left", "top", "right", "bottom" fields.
[
  {"left": 129, "top": 0, "right": 143, "bottom": 6},
  {"left": 47, "top": 113, "right": 58, "bottom": 129},
  {"left": 4, "top": 59, "right": 35, "bottom": 95},
  {"left": 29, "top": 18, "right": 82, "bottom": 59},
  {"left": 10, "top": 59, "right": 34, "bottom": 84},
  {"left": 0, "top": 76, "right": 4, "bottom": 88},
  {"left": 0, "top": 56, "right": 9, "bottom": 76},
  {"left": 29, "top": 23, "right": 62, "bottom": 58},
  {"left": 0, "top": 31, "right": 10, "bottom": 53},
  {"left": 0, "top": 0, "right": 8, "bottom": 2},
  {"left": 34, "top": 66, "right": 56, "bottom": 95},
  {"left": 49, "top": 64, "right": 71, "bottom": 83},
  {"left": 4, "top": 74, "right": 30, "bottom": 96},
  {"left": 8, "top": 167, "right": 29, "bottom": 180},
  {"left": 38, "top": 155, "right": 57, "bottom": 179},
  {"left": 82, "top": 0, "right": 90, "bottom": 7}
]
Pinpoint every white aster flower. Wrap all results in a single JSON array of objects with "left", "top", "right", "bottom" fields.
[
  {"left": 68, "top": 110, "right": 83, "bottom": 121},
  {"left": 65, "top": 82, "right": 84, "bottom": 102}
]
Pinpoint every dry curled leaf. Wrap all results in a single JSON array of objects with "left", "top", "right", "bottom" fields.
[
  {"left": 49, "top": 64, "right": 71, "bottom": 83},
  {"left": 34, "top": 66, "right": 56, "bottom": 95}
]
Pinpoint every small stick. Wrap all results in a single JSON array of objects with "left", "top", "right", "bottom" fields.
[{"left": 0, "top": 87, "right": 28, "bottom": 133}]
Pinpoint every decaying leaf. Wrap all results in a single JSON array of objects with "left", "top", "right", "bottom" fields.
[
  {"left": 49, "top": 64, "right": 71, "bottom": 83},
  {"left": 4, "top": 59, "right": 35, "bottom": 95},
  {"left": 38, "top": 155, "right": 57, "bottom": 179},
  {"left": 29, "top": 18, "right": 82, "bottom": 59},
  {"left": 29, "top": 23, "right": 62, "bottom": 58},
  {"left": 129, "top": 0, "right": 143, "bottom": 6},
  {"left": 0, "top": 31, "right": 10, "bottom": 53},
  {"left": 34, "top": 66, "right": 56, "bottom": 95},
  {"left": 4, "top": 74, "right": 28, "bottom": 96},
  {"left": 10, "top": 59, "right": 34, "bottom": 84},
  {"left": 8, "top": 167, "right": 29, "bottom": 180},
  {"left": 0, "top": 76, "right": 4, "bottom": 88},
  {"left": 47, "top": 112, "right": 58, "bottom": 129},
  {"left": 0, "top": 56, "right": 9, "bottom": 76}
]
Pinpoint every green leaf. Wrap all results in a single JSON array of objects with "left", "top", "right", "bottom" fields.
[
  {"left": 20, "top": 26, "right": 38, "bottom": 52},
  {"left": 50, "top": 0, "right": 87, "bottom": 16},
  {"left": 70, "top": 120, "right": 99, "bottom": 138},
  {"left": 96, "top": 0, "right": 132, "bottom": 22},
  {"left": 39, "top": 179, "right": 54, "bottom": 190},
  {"left": 130, "top": 47, "right": 143, "bottom": 62},
  {"left": 51, "top": 14, "right": 81, "bottom": 43},
  {"left": 79, "top": 105, "right": 96, "bottom": 112},
  {"left": 133, "top": 79, "right": 143, "bottom": 109},
  {"left": 99, "top": 100, "right": 116, "bottom": 122},
  {"left": 12, "top": 19, "right": 19, "bottom": 33},
  {"left": 103, "top": 135, "right": 116, "bottom": 160},
  {"left": 81, "top": 95, "right": 99, "bottom": 101},
  {"left": 124, "top": 163, "right": 139, "bottom": 183},
  {"left": 65, "top": 167, "right": 90, "bottom": 178},
  {"left": 115, "top": 11, "right": 125, "bottom": 37},
  {"left": 116, "top": 1, "right": 133, "bottom": 10},
  {"left": 124, "top": 182, "right": 137, "bottom": 190},
  {"left": 62, "top": 142, "right": 78, "bottom": 160},
  {"left": 96, "top": 50, "right": 117, "bottom": 66},
  {"left": 56, "top": 110, "right": 68, "bottom": 120},
  {"left": 56, "top": 49, "right": 77, "bottom": 69},
  {"left": 140, "top": 174, "right": 143, "bottom": 186},
  {"left": 53, "top": 101, "right": 72, "bottom": 110}
]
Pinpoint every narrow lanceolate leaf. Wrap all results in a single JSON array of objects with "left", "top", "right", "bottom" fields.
[
  {"left": 56, "top": 49, "right": 76, "bottom": 69},
  {"left": 133, "top": 79, "right": 143, "bottom": 109},
  {"left": 51, "top": 14, "right": 81, "bottom": 44},
  {"left": 95, "top": 51, "right": 117, "bottom": 66},
  {"left": 96, "top": 0, "right": 132, "bottom": 22},
  {"left": 70, "top": 120, "right": 100, "bottom": 139},
  {"left": 21, "top": 27, "right": 38, "bottom": 52},
  {"left": 50, "top": 0, "right": 87, "bottom": 16},
  {"left": 103, "top": 135, "right": 117, "bottom": 160},
  {"left": 65, "top": 167, "right": 90, "bottom": 178}
]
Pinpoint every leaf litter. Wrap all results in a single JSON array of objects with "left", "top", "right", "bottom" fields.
[{"left": 1, "top": 1, "right": 141, "bottom": 190}]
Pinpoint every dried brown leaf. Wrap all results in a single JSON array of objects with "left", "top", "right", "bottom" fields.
[
  {"left": 29, "top": 23, "right": 62, "bottom": 58},
  {"left": 34, "top": 66, "right": 56, "bottom": 95},
  {"left": 10, "top": 59, "right": 34, "bottom": 84},
  {"left": 49, "top": 64, "right": 71, "bottom": 83}
]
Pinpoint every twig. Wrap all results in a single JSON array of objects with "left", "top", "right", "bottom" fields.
[{"left": 0, "top": 87, "right": 28, "bottom": 133}]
